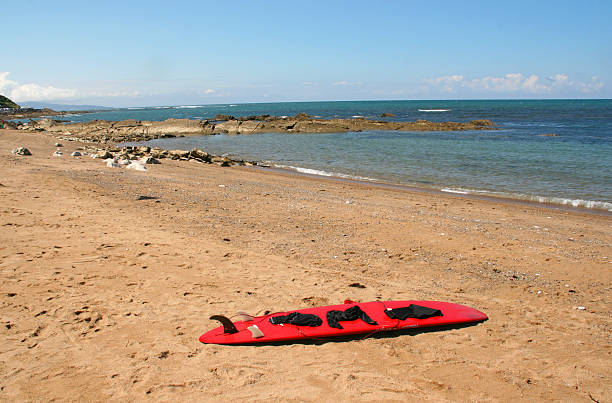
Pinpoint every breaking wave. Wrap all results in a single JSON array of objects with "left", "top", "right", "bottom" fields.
[
  {"left": 274, "top": 164, "right": 376, "bottom": 182},
  {"left": 441, "top": 187, "right": 611, "bottom": 211}
]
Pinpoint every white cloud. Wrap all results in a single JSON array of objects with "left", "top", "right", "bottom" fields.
[
  {"left": 521, "top": 74, "right": 548, "bottom": 92},
  {"left": 549, "top": 73, "right": 571, "bottom": 87},
  {"left": 425, "top": 72, "right": 604, "bottom": 95},
  {"left": 0, "top": 72, "right": 77, "bottom": 101},
  {"left": 577, "top": 76, "right": 604, "bottom": 93},
  {"left": 465, "top": 73, "right": 548, "bottom": 92},
  {"left": 204, "top": 88, "right": 216, "bottom": 94},
  {"left": 547, "top": 74, "right": 603, "bottom": 93},
  {"left": 86, "top": 90, "right": 140, "bottom": 98},
  {"left": 332, "top": 81, "right": 362, "bottom": 86},
  {"left": 424, "top": 75, "right": 464, "bottom": 92},
  {"left": 0, "top": 72, "right": 18, "bottom": 92}
]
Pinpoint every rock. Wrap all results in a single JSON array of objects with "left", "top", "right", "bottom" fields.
[
  {"left": 188, "top": 148, "right": 210, "bottom": 162},
  {"left": 140, "top": 156, "right": 160, "bottom": 164},
  {"left": 149, "top": 148, "right": 167, "bottom": 159},
  {"left": 381, "top": 113, "right": 396, "bottom": 117},
  {"left": 211, "top": 156, "right": 232, "bottom": 166},
  {"left": 95, "top": 150, "right": 113, "bottom": 159},
  {"left": 214, "top": 114, "right": 235, "bottom": 121},
  {"left": 53, "top": 150, "right": 63, "bottom": 157},
  {"left": 33, "top": 118, "right": 55, "bottom": 130},
  {"left": 126, "top": 161, "right": 147, "bottom": 171},
  {"left": 71, "top": 151, "right": 82, "bottom": 157},
  {"left": 295, "top": 112, "right": 311, "bottom": 120},
  {"left": 105, "top": 159, "right": 122, "bottom": 168},
  {"left": 11, "top": 147, "right": 32, "bottom": 156},
  {"left": 238, "top": 114, "right": 271, "bottom": 121},
  {"left": 55, "top": 142, "right": 63, "bottom": 147},
  {"left": 214, "top": 120, "right": 240, "bottom": 134},
  {"left": 469, "top": 119, "right": 495, "bottom": 126},
  {"left": 0, "top": 119, "right": 18, "bottom": 129},
  {"left": 167, "top": 150, "right": 190, "bottom": 160},
  {"left": 537, "top": 133, "right": 558, "bottom": 137}
]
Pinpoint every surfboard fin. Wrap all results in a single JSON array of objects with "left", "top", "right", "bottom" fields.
[
  {"left": 235, "top": 310, "right": 256, "bottom": 321},
  {"left": 210, "top": 315, "right": 238, "bottom": 334},
  {"left": 247, "top": 325, "right": 264, "bottom": 339}
]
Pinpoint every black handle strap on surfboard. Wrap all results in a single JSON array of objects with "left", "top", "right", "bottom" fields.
[{"left": 210, "top": 315, "right": 238, "bottom": 334}]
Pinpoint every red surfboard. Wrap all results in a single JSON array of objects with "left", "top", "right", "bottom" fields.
[{"left": 199, "top": 300, "right": 487, "bottom": 344}]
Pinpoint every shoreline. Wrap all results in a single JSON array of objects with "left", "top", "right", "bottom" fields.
[
  {"left": 15, "top": 113, "right": 611, "bottom": 214},
  {"left": 256, "top": 165, "right": 612, "bottom": 216}
]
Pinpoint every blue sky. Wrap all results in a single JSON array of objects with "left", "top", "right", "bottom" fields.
[{"left": 1, "top": 0, "right": 611, "bottom": 106}]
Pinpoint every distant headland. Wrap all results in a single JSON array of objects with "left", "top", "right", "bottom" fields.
[{"left": 0, "top": 94, "right": 91, "bottom": 121}]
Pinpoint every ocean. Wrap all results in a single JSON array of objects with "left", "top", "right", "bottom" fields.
[{"left": 64, "top": 99, "right": 612, "bottom": 211}]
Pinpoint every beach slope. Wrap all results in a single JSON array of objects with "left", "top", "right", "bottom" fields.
[{"left": 0, "top": 129, "right": 610, "bottom": 401}]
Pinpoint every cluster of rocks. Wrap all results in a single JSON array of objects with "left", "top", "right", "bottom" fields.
[
  {"left": 17, "top": 114, "right": 497, "bottom": 144},
  {"left": 1, "top": 119, "right": 19, "bottom": 129},
  {"left": 9, "top": 142, "right": 252, "bottom": 169},
  {"left": 84, "top": 145, "right": 256, "bottom": 168}
]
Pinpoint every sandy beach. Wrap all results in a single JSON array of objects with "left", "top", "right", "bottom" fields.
[{"left": 1, "top": 128, "right": 610, "bottom": 401}]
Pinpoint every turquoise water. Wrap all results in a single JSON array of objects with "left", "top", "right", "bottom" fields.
[{"left": 70, "top": 99, "right": 611, "bottom": 210}]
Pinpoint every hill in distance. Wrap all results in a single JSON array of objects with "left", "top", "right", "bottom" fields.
[
  {"left": 0, "top": 95, "right": 20, "bottom": 109},
  {"left": 19, "top": 101, "right": 113, "bottom": 111}
]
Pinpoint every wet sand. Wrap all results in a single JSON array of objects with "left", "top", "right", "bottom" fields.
[{"left": 1, "top": 129, "right": 610, "bottom": 401}]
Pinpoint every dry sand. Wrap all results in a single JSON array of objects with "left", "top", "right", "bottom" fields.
[{"left": 1, "top": 129, "right": 610, "bottom": 401}]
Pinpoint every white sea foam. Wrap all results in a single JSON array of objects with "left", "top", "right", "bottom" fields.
[
  {"left": 274, "top": 164, "right": 376, "bottom": 182},
  {"left": 441, "top": 187, "right": 612, "bottom": 211},
  {"left": 527, "top": 195, "right": 612, "bottom": 211},
  {"left": 352, "top": 115, "right": 364, "bottom": 118},
  {"left": 441, "top": 188, "right": 470, "bottom": 194},
  {"left": 174, "top": 105, "right": 202, "bottom": 109},
  {"left": 127, "top": 107, "right": 144, "bottom": 110},
  {"left": 290, "top": 166, "right": 334, "bottom": 177},
  {"left": 418, "top": 109, "right": 450, "bottom": 112}
]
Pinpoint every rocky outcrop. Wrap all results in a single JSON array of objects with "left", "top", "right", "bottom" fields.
[
  {"left": 469, "top": 119, "right": 495, "bottom": 126},
  {"left": 82, "top": 145, "right": 255, "bottom": 168},
  {"left": 0, "top": 119, "right": 18, "bottom": 129},
  {"left": 19, "top": 114, "right": 498, "bottom": 144},
  {"left": 214, "top": 114, "right": 235, "bottom": 121}
]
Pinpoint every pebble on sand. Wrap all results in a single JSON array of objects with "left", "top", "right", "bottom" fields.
[
  {"left": 105, "top": 159, "right": 122, "bottom": 168},
  {"left": 11, "top": 147, "right": 32, "bottom": 156},
  {"left": 126, "top": 161, "right": 147, "bottom": 171}
]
